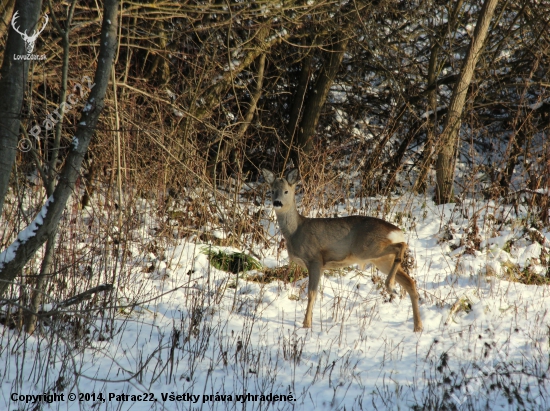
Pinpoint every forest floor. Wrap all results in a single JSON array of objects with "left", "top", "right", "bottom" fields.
[{"left": 1, "top": 187, "right": 549, "bottom": 410}]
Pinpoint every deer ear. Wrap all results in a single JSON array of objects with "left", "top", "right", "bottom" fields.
[
  {"left": 285, "top": 169, "right": 300, "bottom": 185},
  {"left": 262, "top": 169, "right": 275, "bottom": 184}
]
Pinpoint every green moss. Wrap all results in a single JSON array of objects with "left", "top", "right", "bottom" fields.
[{"left": 202, "top": 247, "right": 262, "bottom": 273}]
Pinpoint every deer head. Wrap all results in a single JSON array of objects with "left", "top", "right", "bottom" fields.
[{"left": 11, "top": 11, "right": 48, "bottom": 54}]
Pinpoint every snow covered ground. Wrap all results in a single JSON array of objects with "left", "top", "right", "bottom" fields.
[{"left": 1, "top": 193, "right": 549, "bottom": 410}]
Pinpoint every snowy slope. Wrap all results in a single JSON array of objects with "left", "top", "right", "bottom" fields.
[{"left": 1, "top": 195, "right": 549, "bottom": 411}]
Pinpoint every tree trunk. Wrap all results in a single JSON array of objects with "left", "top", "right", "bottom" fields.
[
  {"left": 295, "top": 35, "right": 348, "bottom": 162},
  {"left": 0, "top": 0, "right": 119, "bottom": 298},
  {"left": 286, "top": 53, "right": 312, "bottom": 166},
  {"left": 416, "top": 0, "right": 464, "bottom": 194},
  {"left": 414, "top": 37, "right": 443, "bottom": 194},
  {"left": 25, "top": 230, "right": 55, "bottom": 334},
  {"left": 435, "top": 0, "right": 499, "bottom": 204},
  {"left": 24, "top": 0, "right": 77, "bottom": 334},
  {"left": 0, "top": 0, "right": 43, "bottom": 217},
  {"left": 206, "top": 53, "right": 266, "bottom": 180}
]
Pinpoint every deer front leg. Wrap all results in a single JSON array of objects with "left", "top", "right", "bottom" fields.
[
  {"left": 303, "top": 261, "right": 322, "bottom": 328},
  {"left": 384, "top": 242, "right": 407, "bottom": 295}
]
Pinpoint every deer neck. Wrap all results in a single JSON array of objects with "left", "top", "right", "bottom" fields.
[{"left": 275, "top": 202, "right": 301, "bottom": 239}]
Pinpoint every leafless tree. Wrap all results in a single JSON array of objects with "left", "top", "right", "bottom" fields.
[
  {"left": 0, "top": 0, "right": 43, "bottom": 217},
  {"left": 0, "top": 0, "right": 119, "bottom": 299},
  {"left": 435, "top": 0, "right": 499, "bottom": 204}
]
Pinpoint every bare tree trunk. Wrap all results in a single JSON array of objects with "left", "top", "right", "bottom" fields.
[
  {"left": 206, "top": 53, "right": 266, "bottom": 180},
  {"left": 499, "top": 130, "right": 527, "bottom": 195},
  {"left": 414, "top": 39, "right": 442, "bottom": 194},
  {"left": 25, "top": 231, "right": 55, "bottom": 334},
  {"left": 0, "top": 0, "right": 43, "bottom": 217},
  {"left": 286, "top": 52, "right": 312, "bottom": 166},
  {"left": 416, "top": 0, "right": 464, "bottom": 194},
  {"left": 0, "top": 0, "right": 119, "bottom": 298},
  {"left": 178, "top": 24, "right": 280, "bottom": 170},
  {"left": 24, "top": 0, "right": 78, "bottom": 335},
  {"left": 435, "top": 0, "right": 499, "bottom": 204},
  {"left": 294, "top": 35, "right": 348, "bottom": 163},
  {"left": 385, "top": 120, "right": 424, "bottom": 191}
]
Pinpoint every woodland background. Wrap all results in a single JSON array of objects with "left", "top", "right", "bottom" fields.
[
  {"left": 0, "top": 0, "right": 548, "bottom": 347},
  {"left": 0, "top": 2, "right": 549, "bottom": 409}
]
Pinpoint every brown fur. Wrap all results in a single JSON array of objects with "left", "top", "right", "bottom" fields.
[{"left": 262, "top": 169, "right": 423, "bottom": 332}]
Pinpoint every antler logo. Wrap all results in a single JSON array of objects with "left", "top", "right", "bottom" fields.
[{"left": 11, "top": 11, "right": 48, "bottom": 54}]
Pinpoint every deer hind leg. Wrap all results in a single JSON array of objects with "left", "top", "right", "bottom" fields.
[
  {"left": 383, "top": 242, "right": 407, "bottom": 295},
  {"left": 395, "top": 267, "right": 423, "bottom": 332},
  {"left": 303, "top": 261, "right": 322, "bottom": 328},
  {"left": 373, "top": 254, "right": 422, "bottom": 332}
]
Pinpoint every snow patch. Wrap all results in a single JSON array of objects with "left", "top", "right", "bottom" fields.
[
  {"left": 517, "top": 242, "right": 542, "bottom": 268},
  {"left": 0, "top": 196, "right": 54, "bottom": 270}
]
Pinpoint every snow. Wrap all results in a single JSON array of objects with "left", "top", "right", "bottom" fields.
[
  {"left": 165, "top": 88, "right": 176, "bottom": 100},
  {"left": 172, "top": 108, "right": 184, "bottom": 117},
  {"left": 421, "top": 106, "right": 446, "bottom": 118},
  {"left": 0, "top": 196, "right": 53, "bottom": 270},
  {"left": 1, "top": 195, "right": 549, "bottom": 410},
  {"left": 265, "top": 29, "right": 288, "bottom": 43},
  {"left": 517, "top": 242, "right": 542, "bottom": 268}
]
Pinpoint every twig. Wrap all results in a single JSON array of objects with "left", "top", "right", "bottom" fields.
[{"left": 55, "top": 283, "right": 113, "bottom": 309}]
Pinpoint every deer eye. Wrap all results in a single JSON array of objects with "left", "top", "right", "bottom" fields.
[{"left": 284, "top": 190, "right": 288, "bottom": 194}]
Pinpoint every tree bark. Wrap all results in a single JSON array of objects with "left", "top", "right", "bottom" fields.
[
  {"left": 0, "top": 0, "right": 43, "bottom": 217},
  {"left": 25, "top": 231, "right": 55, "bottom": 334},
  {"left": 414, "top": 37, "right": 443, "bottom": 194},
  {"left": 206, "top": 53, "right": 266, "bottom": 180},
  {"left": 0, "top": 0, "right": 16, "bottom": 41},
  {"left": 24, "top": 0, "right": 78, "bottom": 335},
  {"left": 294, "top": 35, "right": 348, "bottom": 162},
  {"left": 416, "top": 0, "right": 464, "bottom": 194},
  {"left": 435, "top": 0, "right": 499, "bottom": 204},
  {"left": 0, "top": 0, "right": 119, "bottom": 298},
  {"left": 286, "top": 53, "right": 312, "bottom": 166}
]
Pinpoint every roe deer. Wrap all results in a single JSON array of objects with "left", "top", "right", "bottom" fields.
[{"left": 262, "top": 168, "right": 423, "bottom": 332}]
